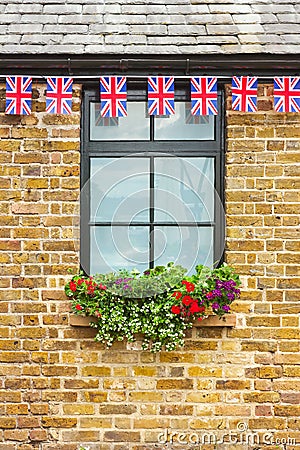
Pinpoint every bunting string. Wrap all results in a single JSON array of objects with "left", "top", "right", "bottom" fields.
[{"left": 3, "top": 75, "right": 300, "bottom": 116}]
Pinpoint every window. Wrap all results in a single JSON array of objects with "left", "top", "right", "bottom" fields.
[{"left": 81, "top": 83, "right": 224, "bottom": 275}]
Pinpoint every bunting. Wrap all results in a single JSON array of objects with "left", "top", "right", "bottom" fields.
[
  {"left": 231, "top": 76, "right": 258, "bottom": 112},
  {"left": 190, "top": 77, "right": 218, "bottom": 116},
  {"left": 148, "top": 76, "right": 175, "bottom": 116},
  {"left": 100, "top": 76, "right": 127, "bottom": 117},
  {"left": 274, "top": 77, "right": 300, "bottom": 113},
  {"left": 46, "top": 77, "right": 73, "bottom": 114},
  {"left": 3, "top": 74, "right": 300, "bottom": 116},
  {"left": 5, "top": 76, "right": 32, "bottom": 115}
]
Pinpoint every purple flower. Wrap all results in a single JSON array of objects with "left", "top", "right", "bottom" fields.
[
  {"left": 115, "top": 278, "right": 123, "bottom": 285},
  {"left": 227, "top": 292, "right": 235, "bottom": 301},
  {"left": 143, "top": 270, "right": 150, "bottom": 276},
  {"left": 222, "top": 305, "right": 231, "bottom": 312},
  {"left": 215, "top": 279, "right": 223, "bottom": 289},
  {"left": 123, "top": 284, "right": 132, "bottom": 291},
  {"left": 212, "top": 289, "right": 222, "bottom": 297},
  {"left": 212, "top": 302, "right": 220, "bottom": 310}
]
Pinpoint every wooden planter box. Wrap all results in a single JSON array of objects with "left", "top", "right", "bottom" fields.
[{"left": 70, "top": 314, "right": 236, "bottom": 328}]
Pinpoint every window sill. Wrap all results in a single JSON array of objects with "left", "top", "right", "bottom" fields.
[{"left": 69, "top": 314, "right": 236, "bottom": 328}]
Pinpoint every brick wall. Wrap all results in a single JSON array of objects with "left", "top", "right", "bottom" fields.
[{"left": 0, "top": 83, "right": 299, "bottom": 449}]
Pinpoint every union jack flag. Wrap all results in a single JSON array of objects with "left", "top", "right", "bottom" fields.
[
  {"left": 273, "top": 77, "right": 300, "bottom": 113},
  {"left": 231, "top": 76, "right": 258, "bottom": 112},
  {"left": 100, "top": 76, "right": 127, "bottom": 117},
  {"left": 46, "top": 77, "right": 73, "bottom": 114},
  {"left": 148, "top": 76, "right": 175, "bottom": 116},
  {"left": 5, "top": 76, "right": 32, "bottom": 115},
  {"left": 190, "top": 77, "right": 218, "bottom": 116}
]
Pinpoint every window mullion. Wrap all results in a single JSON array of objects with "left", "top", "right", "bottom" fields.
[{"left": 149, "top": 155, "right": 154, "bottom": 268}]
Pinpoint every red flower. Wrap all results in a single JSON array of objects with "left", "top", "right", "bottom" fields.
[
  {"left": 75, "top": 304, "right": 83, "bottom": 311},
  {"left": 171, "top": 305, "right": 181, "bottom": 315},
  {"left": 98, "top": 284, "right": 107, "bottom": 290},
  {"left": 77, "top": 279, "right": 84, "bottom": 285},
  {"left": 69, "top": 281, "right": 77, "bottom": 292},
  {"left": 206, "top": 291, "right": 214, "bottom": 299},
  {"left": 190, "top": 302, "right": 205, "bottom": 314},
  {"left": 182, "top": 295, "right": 193, "bottom": 306},
  {"left": 172, "top": 291, "right": 182, "bottom": 299},
  {"left": 182, "top": 280, "right": 195, "bottom": 293}
]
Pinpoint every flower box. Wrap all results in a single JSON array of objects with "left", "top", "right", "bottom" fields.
[
  {"left": 66, "top": 262, "right": 241, "bottom": 351},
  {"left": 69, "top": 313, "right": 236, "bottom": 328}
]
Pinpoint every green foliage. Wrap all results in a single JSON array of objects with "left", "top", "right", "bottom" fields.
[{"left": 65, "top": 262, "right": 241, "bottom": 352}]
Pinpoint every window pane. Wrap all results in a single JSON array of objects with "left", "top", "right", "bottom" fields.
[
  {"left": 90, "top": 158, "right": 149, "bottom": 222},
  {"left": 90, "top": 102, "right": 150, "bottom": 141},
  {"left": 90, "top": 226, "right": 149, "bottom": 274},
  {"left": 154, "top": 102, "right": 215, "bottom": 140},
  {"left": 153, "top": 226, "right": 213, "bottom": 273},
  {"left": 154, "top": 157, "right": 214, "bottom": 222}
]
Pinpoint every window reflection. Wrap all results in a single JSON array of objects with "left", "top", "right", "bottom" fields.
[
  {"left": 154, "top": 102, "right": 215, "bottom": 140},
  {"left": 90, "top": 102, "right": 150, "bottom": 141},
  {"left": 154, "top": 157, "right": 214, "bottom": 222},
  {"left": 90, "top": 158, "right": 149, "bottom": 222},
  {"left": 90, "top": 226, "right": 149, "bottom": 274},
  {"left": 153, "top": 226, "right": 213, "bottom": 273}
]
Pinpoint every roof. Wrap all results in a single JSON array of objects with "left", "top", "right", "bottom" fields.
[{"left": 0, "top": 0, "right": 299, "bottom": 55}]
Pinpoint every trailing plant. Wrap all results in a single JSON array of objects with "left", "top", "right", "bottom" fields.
[{"left": 65, "top": 262, "right": 241, "bottom": 352}]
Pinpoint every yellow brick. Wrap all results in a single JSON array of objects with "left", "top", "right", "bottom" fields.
[
  {"left": 215, "top": 405, "right": 251, "bottom": 416},
  {"left": 0, "top": 140, "right": 21, "bottom": 151},
  {"left": 274, "top": 405, "right": 300, "bottom": 416},
  {"left": 12, "top": 128, "right": 48, "bottom": 138},
  {"left": 258, "top": 367, "right": 282, "bottom": 379},
  {"left": 256, "top": 126, "right": 275, "bottom": 138},
  {"left": 186, "top": 392, "right": 221, "bottom": 403},
  {"left": 110, "top": 418, "right": 130, "bottom": 430},
  {"left": 108, "top": 391, "right": 127, "bottom": 402},
  {"left": 0, "top": 418, "right": 16, "bottom": 429},
  {"left": 188, "top": 367, "right": 222, "bottom": 377},
  {"left": 81, "top": 366, "right": 111, "bottom": 377},
  {"left": 129, "top": 392, "right": 163, "bottom": 402},
  {"left": 42, "top": 114, "right": 80, "bottom": 126},
  {"left": 83, "top": 392, "right": 107, "bottom": 403},
  {"left": 189, "top": 418, "right": 224, "bottom": 429},
  {"left": 281, "top": 316, "right": 299, "bottom": 327},
  {"left": 246, "top": 316, "right": 280, "bottom": 327},
  {"left": 216, "top": 380, "right": 250, "bottom": 390},
  {"left": 134, "top": 418, "right": 169, "bottom": 428},
  {"left": 196, "top": 380, "right": 213, "bottom": 390},
  {"left": 6, "top": 404, "right": 29, "bottom": 415},
  {"left": 156, "top": 379, "right": 193, "bottom": 390},
  {"left": 62, "top": 405, "right": 95, "bottom": 415},
  {"left": 159, "top": 352, "right": 195, "bottom": 363},
  {"left": 132, "top": 366, "right": 157, "bottom": 377},
  {"left": 243, "top": 392, "right": 280, "bottom": 403},
  {"left": 62, "top": 430, "right": 99, "bottom": 442},
  {"left": 80, "top": 418, "right": 112, "bottom": 428}
]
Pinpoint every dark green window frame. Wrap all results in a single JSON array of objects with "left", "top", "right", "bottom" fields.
[{"left": 81, "top": 82, "right": 225, "bottom": 275}]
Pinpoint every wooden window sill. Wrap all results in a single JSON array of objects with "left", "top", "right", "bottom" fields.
[{"left": 69, "top": 314, "right": 236, "bottom": 328}]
